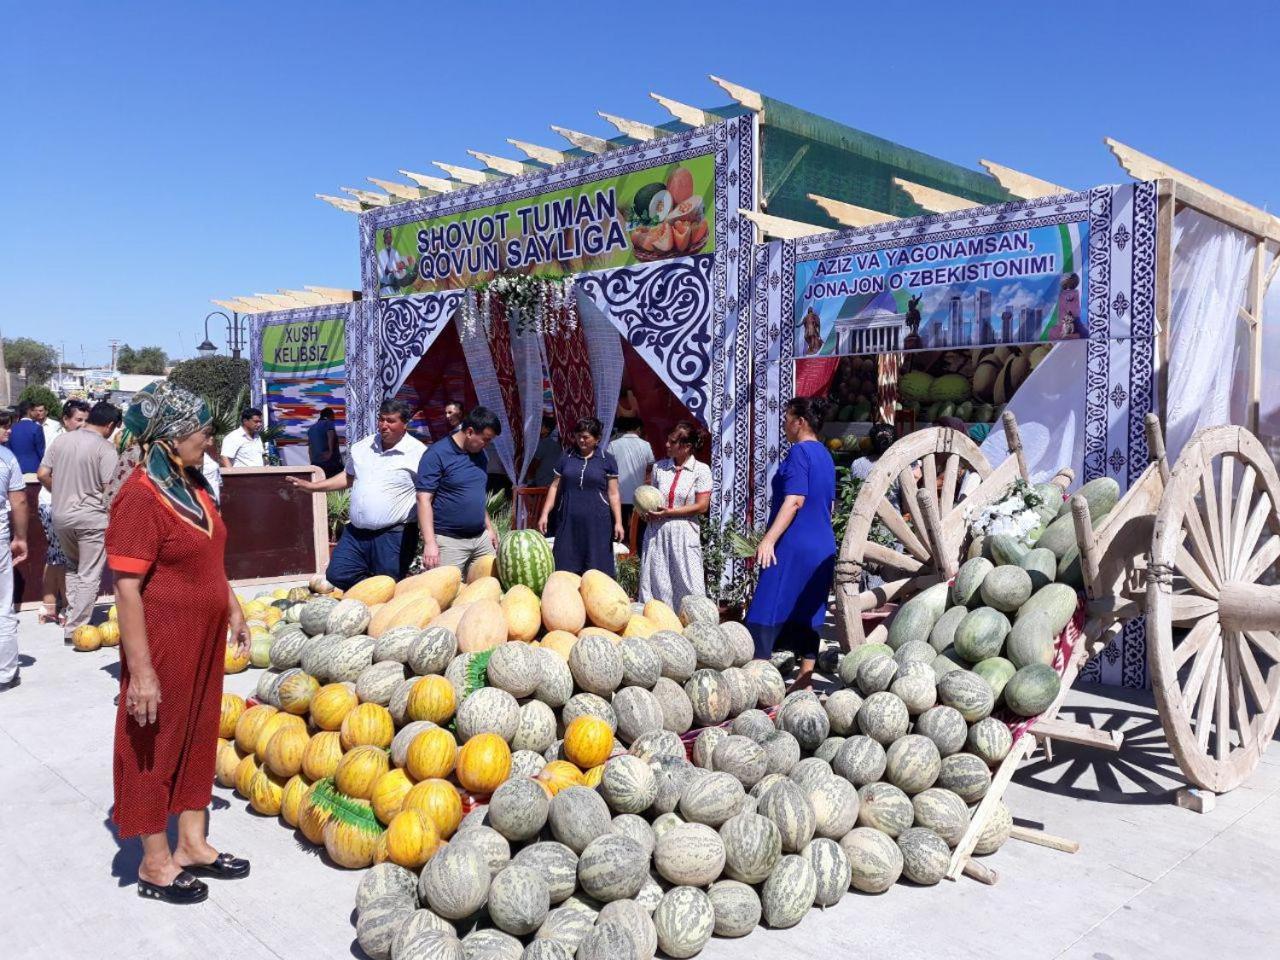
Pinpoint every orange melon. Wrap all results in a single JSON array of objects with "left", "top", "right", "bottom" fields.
[
  {"left": 580, "top": 570, "right": 631, "bottom": 632},
  {"left": 215, "top": 738, "right": 245, "bottom": 788},
  {"left": 541, "top": 575, "right": 586, "bottom": 633},
  {"left": 383, "top": 809, "right": 441, "bottom": 869},
  {"left": 643, "top": 599, "right": 683, "bottom": 632},
  {"left": 370, "top": 768, "right": 415, "bottom": 824},
  {"left": 456, "top": 599, "right": 508, "bottom": 654},
  {"left": 406, "top": 675, "right": 457, "bottom": 724},
  {"left": 368, "top": 592, "right": 442, "bottom": 638},
  {"left": 395, "top": 566, "right": 462, "bottom": 607},
  {"left": 536, "top": 760, "right": 585, "bottom": 796},
  {"left": 403, "top": 778, "right": 464, "bottom": 838},
  {"left": 501, "top": 584, "right": 541, "bottom": 643},
  {"left": 335, "top": 744, "right": 390, "bottom": 799},
  {"left": 310, "top": 683, "right": 358, "bottom": 731},
  {"left": 467, "top": 555, "right": 497, "bottom": 583},
  {"left": 405, "top": 727, "right": 457, "bottom": 781},
  {"left": 427, "top": 603, "right": 471, "bottom": 634},
  {"left": 280, "top": 773, "right": 310, "bottom": 827},
  {"left": 301, "top": 731, "right": 345, "bottom": 781},
  {"left": 538, "top": 630, "right": 579, "bottom": 661},
  {"left": 340, "top": 702, "right": 394, "bottom": 750},
  {"left": 344, "top": 575, "right": 396, "bottom": 606},
  {"left": 456, "top": 733, "right": 511, "bottom": 793},
  {"left": 564, "top": 716, "right": 614, "bottom": 769},
  {"left": 234, "top": 703, "right": 278, "bottom": 754},
  {"left": 454, "top": 576, "right": 502, "bottom": 607}
]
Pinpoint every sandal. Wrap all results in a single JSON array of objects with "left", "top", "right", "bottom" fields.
[
  {"left": 38, "top": 604, "right": 62, "bottom": 626},
  {"left": 137, "top": 871, "right": 208, "bottom": 904},
  {"left": 184, "top": 852, "right": 250, "bottom": 879}
]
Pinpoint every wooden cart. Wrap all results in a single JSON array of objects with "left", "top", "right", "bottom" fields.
[{"left": 833, "top": 412, "right": 1280, "bottom": 880}]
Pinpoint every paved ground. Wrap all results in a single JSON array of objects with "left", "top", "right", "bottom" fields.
[{"left": 4, "top": 603, "right": 1278, "bottom": 960}]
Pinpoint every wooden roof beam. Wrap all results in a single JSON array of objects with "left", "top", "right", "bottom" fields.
[
  {"left": 739, "top": 207, "right": 830, "bottom": 240},
  {"left": 399, "top": 169, "right": 455, "bottom": 194},
  {"left": 316, "top": 193, "right": 362, "bottom": 213},
  {"left": 234, "top": 296, "right": 281, "bottom": 313},
  {"left": 807, "top": 193, "right": 897, "bottom": 227},
  {"left": 1105, "top": 137, "right": 1280, "bottom": 244},
  {"left": 598, "top": 112, "right": 670, "bottom": 140},
  {"left": 550, "top": 125, "right": 613, "bottom": 154},
  {"left": 467, "top": 150, "right": 539, "bottom": 176},
  {"left": 978, "top": 160, "right": 1068, "bottom": 199},
  {"left": 254, "top": 293, "right": 303, "bottom": 310},
  {"left": 211, "top": 299, "right": 249, "bottom": 313},
  {"left": 892, "top": 178, "right": 980, "bottom": 214},
  {"left": 709, "top": 75, "right": 763, "bottom": 112},
  {"left": 278, "top": 289, "right": 329, "bottom": 306},
  {"left": 340, "top": 186, "right": 392, "bottom": 207},
  {"left": 507, "top": 138, "right": 567, "bottom": 165},
  {"left": 650, "top": 93, "right": 711, "bottom": 127},
  {"left": 304, "top": 286, "right": 359, "bottom": 302},
  {"left": 432, "top": 162, "right": 491, "bottom": 185},
  {"left": 367, "top": 177, "right": 423, "bottom": 201}
]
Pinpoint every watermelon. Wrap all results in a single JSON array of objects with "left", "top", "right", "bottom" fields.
[
  {"left": 1004, "top": 663, "right": 1061, "bottom": 717},
  {"left": 972, "top": 656, "right": 1017, "bottom": 702},
  {"left": 929, "top": 605, "right": 969, "bottom": 652},
  {"left": 980, "top": 565, "right": 1034, "bottom": 612},
  {"left": 951, "top": 558, "right": 993, "bottom": 609},
  {"left": 495, "top": 529, "right": 554, "bottom": 595},
  {"left": 987, "top": 534, "right": 1029, "bottom": 567},
  {"left": 1019, "top": 547, "right": 1058, "bottom": 590},
  {"left": 841, "top": 827, "right": 904, "bottom": 894},
  {"left": 1016, "top": 583, "right": 1078, "bottom": 635}
]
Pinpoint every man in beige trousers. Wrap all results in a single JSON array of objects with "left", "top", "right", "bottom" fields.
[{"left": 38, "top": 402, "right": 121, "bottom": 643}]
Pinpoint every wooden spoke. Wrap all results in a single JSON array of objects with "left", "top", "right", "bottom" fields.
[
  {"left": 940, "top": 453, "right": 960, "bottom": 516},
  {"left": 1234, "top": 631, "right": 1269, "bottom": 706},
  {"left": 1170, "top": 593, "right": 1219, "bottom": 624},
  {"left": 1181, "top": 624, "right": 1221, "bottom": 712},
  {"left": 1173, "top": 614, "right": 1219, "bottom": 670},
  {"left": 862, "top": 540, "right": 924, "bottom": 573},
  {"left": 1219, "top": 456, "right": 1235, "bottom": 572},
  {"left": 1233, "top": 493, "right": 1272, "bottom": 581},
  {"left": 1180, "top": 492, "right": 1222, "bottom": 586},
  {"left": 1230, "top": 465, "right": 1258, "bottom": 578},
  {"left": 1175, "top": 544, "right": 1220, "bottom": 599},
  {"left": 1214, "top": 665, "right": 1230, "bottom": 759},
  {"left": 1198, "top": 453, "right": 1228, "bottom": 578},
  {"left": 1241, "top": 534, "right": 1280, "bottom": 585},
  {"left": 897, "top": 466, "right": 923, "bottom": 535},
  {"left": 875, "top": 500, "right": 930, "bottom": 562},
  {"left": 922, "top": 455, "right": 939, "bottom": 510},
  {"left": 1244, "top": 628, "right": 1280, "bottom": 662},
  {"left": 1194, "top": 645, "right": 1222, "bottom": 750},
  {"left": 1225, "top": 638, "right": 1253, "bottom": 749}
]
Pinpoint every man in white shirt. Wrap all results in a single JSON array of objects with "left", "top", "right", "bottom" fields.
[
  {"left": 219, "top": 407, "right": 265, "bottom": 468},
  {"left": 377, "top": 228, "right": 414, "bottom": 294},
  {"left": 287, "top": 399, "right": 426, "bottom": 589},
  {"left": 607, "top": 416, "right": 656, "bottom": 531}
]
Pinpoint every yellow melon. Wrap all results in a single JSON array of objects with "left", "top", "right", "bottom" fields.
[
  {"left": 501, "top": 584, "right": 541, "bottom": 643},
  {"left": 97, "top": 620, "right": 121, "bottom": 647},
  {"left": 340, "top": 702, "right": 394, "bottom": 750},
  {"left": 536, "top": 760, "right": 585, "bottom": 796},
  {"left": 224, "top": 640, "right": 250, "bottom": 673},
  {"left": 383, "top": 809, "right": 441, "bottom": 869},
  {"left": 456, "top": 733, "right": 511, "bottom": 793},
  {"left": 220, "top": 693, "right": 246, "bottom": 739},
  {"left": 456, "top": 599, "right": 508, "bottom": 654},
  {"left": 249, "top": 768, "right": 287, "bottom": 816},
  {"left": 323, "top": 814, "right": 382, "bottom": 869},
  {"left": 394, "top": 566, "right": 462, "bottom": 607},
  {"left": 215, "top": 738, "right": 245, "bottom": 788},
  {"left": 455, "top": 576, "right": 502, "bottom": 607},
  {"left": 467, "top": 555, "right": 497, "bottom": 583},
  {"left": 310, "top": 683, "right": 358, "bottom": 731},
  {"left": 622, "top": 614, "right": 657, "bottom": 639},
  {"left": 547, "top": 570, "right": 582, "bottom": 590},
  {"left": 345, "top": 575, "right": 396, "bottom": 606},
  {"left": 108, "top": 604, "right": 119, "bottom": 621},
  {"left": 427, "top": 603, "right": 471, "bottom": 634},
  {"left": 371, "top": 768, "right": 415, "bottom": 825},
  {"left": 233, "top": 753, "right": 260, "bottom": 798},
  {"left": 280, "top": 773, "right": 310, "bottom": 827},
  {"left": 69, "top": 624, "right": 101, "bottom": 651},
  {"left": 643, "top": 599, "right": 683, "bottom": 632},
  {"left": 579, "top": 627, "right": 623, "bottom": 645},
  {"left": 541, "top": 575, "right": 586, "bottom": 633},
  {"left": 368, "top": 592, "right": 442, "bottom": 638},
  {"left": 406, "top": 675, "right": 457, "bottom": 724},
  {"left": 255, "top": 711, "right": 305, "bottom": 756},
  {"left": 403, "top": 779, "right": 463, "bottom": 839},
  {"left": 263, "top": 724, "right": 309, "bottom": 778},
  {"left": 538, "top": 630, "right": 579, "bottom": 661},
  {"left": 234, "top": 704, "right": 278, "bottom": 754},
  {"left": 580, "top": 570, "right": 631, "bottom": 632},
  {"left": 335, "top": 744, "right": 391, "bottom": 799},
  {"left": 301, "top": 731, "right": 345, "bottom": 781},
  {"left": 298, "top": 782, "right": 333, "bottom": 844},
  {"left": 564, "top": 716, "right": 614, "bottom": 769},
  {"left": 405, "top": 727, "right": 457, "bottom": 781},
  {"left": 583, "top": 764, "right": 606, "bottom": 788},
  {"left": 262, "top": 607, "right": 283, "bottom": 628}
]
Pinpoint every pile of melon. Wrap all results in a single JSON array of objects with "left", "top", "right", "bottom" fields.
[{"left": 220, "top": 587, "right": 316, "bottom": 674}]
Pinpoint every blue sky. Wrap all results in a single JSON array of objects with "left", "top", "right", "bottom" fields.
[{"left": 2, "top": 0, "right": 1277, "bottom": 367}]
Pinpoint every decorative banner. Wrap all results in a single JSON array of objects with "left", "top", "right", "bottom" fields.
[
  {"left": 795, "top": 220, "right": 1088, "bottom": 358},
  {"left": 374, "top": 153, "right": 716, "bottom": 296},
  {"left": 264, "top": 378, "right": 346, "bottom": 444},
  {"left": 261, "top": 317, "right": 347, "bottom": 376}
]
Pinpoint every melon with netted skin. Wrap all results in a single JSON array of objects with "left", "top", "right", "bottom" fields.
[
  {"left": 841, "top": 826, "right": 904, "bottom": 894},
  {"left": 632, "top": 484, "right": 664, "bottom": 516},
  {"left": 654, "top": 886, "right": 715, "bottom": 959},
  {"left": 761, "top": 854, "right": 817, "bottom": 929}
]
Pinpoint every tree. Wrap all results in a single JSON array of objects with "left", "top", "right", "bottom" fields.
[
  {"left": 18, "top": 385, "right": 61, "bottom": 418},
  {"left": 166, "top": 355, "right": 250, "bottom": 409},
  {"left": 4, "top": 337, "right": 59, "bottom": 384},
  {"left": 117, "top": 344, "right": 169, "bottom": 375}
]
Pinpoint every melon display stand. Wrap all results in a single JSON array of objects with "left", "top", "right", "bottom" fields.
[{"left": 834, "top": 412, "right": 1280, "bottom": 882}]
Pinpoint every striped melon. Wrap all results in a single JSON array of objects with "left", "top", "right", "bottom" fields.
[
  {"left": 787, "top": 756, "right": 834, "bottom": 793},
  {"left": 684, "top": 669, "right": 731, "bottom": 726},
  {"left": 328, "top": 635, "right": 377, "bottom": 683},
  {"left": 968, "top": 716, "right": 1014, "bottom": 765},
  {"left": 654, "top": 886, "right": 715, "bottom": 959},
  {"left": 577, "top": 834, "right": 647, "bottom": 902},
  {"left": 884, "top": 734, "right": 942, "bottom": 795},
  {"left": 512, "top": 841, "right": 579, "bottom": 905},
  {"left": 569, "top": 634, "right": 624, "bottom": 696},
  {"left": 897, "top": 826, "right": 950, "bottom": 885},
  {"left": 757, "top": 778, "right": 816, "bottom": 853},
  {"left": 485, "top": 642, "right": 542, "bottom": 698},
  {"left": 647, "top": 755, "right": 698, "bottom": 815},
  {"left": 373, "top": 625, "right": 421, "bottom": 665},
  {"left": 485, "top": 864, "right": 550, "bottom": 936},
  {"left": 953, "top": 607, "right": 1010, "bottom": 663},
  {"left": 460, "top": 929, "right": 520, "bottom": 959},
  {"left": 336, "top": 744, "right": 391, "bottom": 799},
  {"left": 937, "top": 669, "right": 996, "bottom": 722},
  {"left": 599, "top": 755, "right": 657, "bottom": 815},
  {"left": 532, "top": 648, "right": 574, "bottom": 708},
  {"left": 683, "top": 621, "right": 734, "bottom": 671},
  {"left": 856, "top": 653, "right": 898, "bottom": 695},
  {"left": 889, "top": 664, "right": 938, "bottom": 715},
  {"left": 578, "top": 920, "right": 641, "bottom": 960},
  {"left": 407, "top": 627, "right": 458, "bottom": 676},
  {"left": 974, "top": 801, "right": 1014, "bottom": 855},
  {"left": 609, "top": 815, "right": 656, "bottom": 859},
  {"left": 300, "top": 596, "right": 339, "bottom": 636},
  {"left": 692, "top": 726, "right": 728, "bottom": 770},
  {"left": 938, "top": 752, "right": 993, "bottom": 803},
  {"left": 419, "top": 844, "right": 489, "bottom": 920},
  {"left": 510, "top": 749, "right": 546, "bottom": 780},
  {"left": 760, "top": 730, "right": 802, "bottom": 777},
  {"left": 731, "top": 709, "right": 777, "bottom": 743},
  {"left": 449, "top": 824, "right": 511, "bottom": 878},
  {"left": 548, "top": 786, "right": 611, "bottom": 854},
  {"left": 654, "top": 821, "right": 725, "bottom": 886},
  {"left": 456, "top": 600, "right": 507, "bottom": 654},
  {"left": 720, "top": 811, "right": 782, "bottom": 884},
  {"left": 950, "top": 557, "right": 993, "bottom": 609},
  {"left": 832, "top": 735, "right": 888, "bottom": 786},
  {"left": 648, "top": 631, "right": 697, "bottom": 682},
  {"left": 678, "top": 595, "right": 719, "bottom": 627},
  {"left": 894, "top": 640, "right": 936, "bottom": 668},
  {"left": 720, "top": 620, "right": 755, "bottom": 667},
  {"left": 814, "top": 737, "right": 845, "bottom": 764},
  {"left": 356, "top": 661, "right": 407, "bottom": 706},
  {"left": 720, "top": 667, "right": 755, "bottom": 717},
  {"left": 395, "top": 929, "right": 461, "bottom": 960},
  {"left": 357, "top": 896, "right": 414, "bottom": 960},
  {"left": 268, "top": 630, "right": 307, "bottom": 670},
  {"left": 455, "top": 686, "right": 519, "bottom": 742},
  {"left": 679, "top": 771, "right": 746, "bottom": 827},
  {"left": 776, "top": 695, "right": 830, "bottom": 752},
  {"left": 1004, "top": 663, "right": 1061, "bottom": 717},
  {"left": 915, "top": 705, "right": 969, "bottom": 756},
  {"left": 561, "top": 692, "right": 617, "bottom": 733},
  {"left": 495, "top": 529, "right": 554, "bottom": 595},
  {"left": 651, "top": 811, "right": 686, "bottom": 841},
  {"left": 820, "top": 690, "right": 861, "bottom": 736},
  {"left": 743, "top": 659, "right": 786, "bottom": 708},
  {"left": 618, "top": 637, "right": 661, "bottom": 689},
  {"left": 911, "top": 787, "right": 971, "bottom": 846},
  {"left": 806, "top": 774, "right": 860, "bottom": 839},
  {"left": 511, "top": 700, "right": 557, "bottom": 755},
  {"left": 856, "top": 782, "right": 914, "bottom": 837},
  {"left": 534, "top": 900, "right": 596, "bottom": 952},
  {"left": 1006, "top": 612, "right": 1056, "bottom": 669},
  {"left": 488, "top": 778, "right": 549, "bottom": 842},
  {"left": 857, "top": 691, "right": 910, "bottom": 745},
  {"left": 328, "top": 599, "right": 372, "bottom": 638},
  {"left": 707, "top": 879, "right": 760, "bottom": 938},
  {"left": 838, "top": 642, "right": 894, "bottom": 685},
  {"left": 841, "top": 826, "right": 904, "bottom": 894},
  {"left": 973, "top": 656, "right": 1017, "bottom": 703},
  {"left": 761, "top": 855, "right": 817, "bottom": 929},
  {"left": 356, "top": 861, "right": 418, "bottom": 914},
  {"left": 802, "top": 837, "right": 851, "bottom": 907},
  {"left": 886, "top": 581, "right": 950, "bottom": 650},
  {"left": 713, "top": 735, "right": 768, "bottom": 789},
  {"left": 277, "top": 671, "right": 320, "bottom": 716},
  {"left": 611, "top": 686, "right": 664, "bottom": 746},
  {"left": 299, "top": 633, "right": 340, "bottom": 680}
]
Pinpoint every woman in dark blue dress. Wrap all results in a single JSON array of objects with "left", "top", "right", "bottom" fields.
[
  {"left": 537, "top": 417, "right": 624, "bottom": 576},
  {"left": 746, "top": 397, "right": 837, "bottom": 690}
]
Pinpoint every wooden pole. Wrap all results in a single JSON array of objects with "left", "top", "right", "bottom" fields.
[
  {"left": 1247, "top": 240, "right": 1265, "bottom": 434},
  {"left": 1001, "top": 411, "right": 1030, "bottom": 481},
  {"left": 1010, "top": 825, "right": 1080, "bottom": 854},
  {"left": 1155, "top": 184, "right": 1176, "bottom": 426}
]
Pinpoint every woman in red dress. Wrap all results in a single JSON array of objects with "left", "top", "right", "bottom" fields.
[{"left": 107, "top": 382, "right": 250, "bottom": 904}]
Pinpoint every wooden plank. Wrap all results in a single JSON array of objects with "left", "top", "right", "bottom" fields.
[
  {"left": 550, "top": 125, "right": 613, "bottom": 154},
  {"left": 367, "top": 177, "right": 422, "bottom": 200},
  {"left": 399, "top": 169, "right": 456, "bottom": 193},
  {"left": 1181, "top": 625, "right": 1221, "bottom": 717},
  {"left": 862, "top": 540, "right": 925, "bottom": 573},
  {"left": 978, "top": 160, "right": 1069, "bottom": 199},
  {"left": 1028, "top": 717, "right": 1124, "bottom": 751},
  {"left": 738, "top": 208, "right": 830, "bottom": 239},
  {"left": 339, "top": 186, "right": 391, "bottom": 206},
  {"left": 1009, "top": 825, "right": 1080, "bottom": 853},
  {"left": 277, "top": 289, "right": 329, "bottom": 306},
  {"left": 940, "top": 453, "right": 960, "bottom": 517},
  {"left": 1225, "top": 637, "right": 1253, "bottom": 749},
  {"left": 807, "top": 193, "right": 897, "bottom": 227},
  {"left": 856, "top": 573, "right": 944, "bottom": 611},
  {"left": 708, "top": 74, "right": 763, "bottom": 111},
  {"left": 1176, "top": 544, "right": 1219, "bottom": 599},
  {"left": 1234, "top": 495, "right": 1273, "bottom": 580},
  {"left": 893, "top": 177, "right": 980, "bottom": 213},
  {"left": 303, "top": 286, "right": 358, "bottom": 301},
  {"left": 1248, "top": 241, "right": 1266, "bottom": 433},
  {"left": 649, "top": 92, "right": 710, "bottom": 127},
  {"left": 874, "top": 499, "right": 931, "bottom": 563},
  {"left": 315, "top": 193, "right": 362, "bottom": 213},
  {"left": 1170, "top": 593, "right": 1219, "bottom": 624},
  {"left": 598, "top": 112, "right": 670, "bottom": 140},
  {"left": 1244, "top": 629, "right": 1280, "bottom": 661},
  {"left": 432, "top": 161, "right": 489, "bottom": 184},
  {"left": 506, "top": 139, "right": 567, "bottom": 165},
  {"left": 467, "top": 151, "right": 536, "bottom": 176},
  {"left": 1197, "top": 451, "right": 1227, "bottom": 576}
]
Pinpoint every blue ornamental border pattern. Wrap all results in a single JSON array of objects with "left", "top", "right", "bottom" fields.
[{"left": 249, "top": 303, "right": 354, "bottom": 410}]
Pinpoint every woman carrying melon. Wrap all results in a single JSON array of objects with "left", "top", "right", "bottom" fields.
[
  {"left": 744, "top": 397, "right": 837, "bottom": 691},
  {"left": 106, "top": 382, "right": 252, "bottom": 904},
  {"left": 537, "top": 416, "right": 624, "bottom": 576},
  {"left": 637, "top": 420, "right": 712, "bottom": 608}
]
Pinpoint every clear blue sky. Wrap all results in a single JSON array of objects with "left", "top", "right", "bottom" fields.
[{"left": 2, "top": 0, "right": 1277, "bottom": 367}]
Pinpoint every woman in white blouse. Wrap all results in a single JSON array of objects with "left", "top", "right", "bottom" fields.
[{"left": 637, "top": 420, "right": 712, "bottom": 609}]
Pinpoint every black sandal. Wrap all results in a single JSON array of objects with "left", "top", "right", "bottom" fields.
[
  {"left": 185, "top": 852, "right": 250, "bottom": 879},
  {"left": 137, "top": 871, "right": 208, "bottom": 904}
]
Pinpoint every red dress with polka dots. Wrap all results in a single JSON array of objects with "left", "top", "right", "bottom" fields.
[{"left": 107, "top": 468, "right": 229, "bottom": 838}]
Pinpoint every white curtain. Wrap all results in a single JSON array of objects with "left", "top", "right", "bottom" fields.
[
  {"left": 1257, "top": 265, "right": 1280, "bottom": 437},
  {"left": 1163, "top": 209, "right": 1255, "bottom": 461},
  {"left": 576, "top": 289, "right": 625, "bottom": 442}
]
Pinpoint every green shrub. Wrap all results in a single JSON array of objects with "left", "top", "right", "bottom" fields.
[
  {"left": 167, "top": 356, "right": 249, "bottom": 410},
  {"left": 17, "top": 385, "right": 61, "bottom": 418}
]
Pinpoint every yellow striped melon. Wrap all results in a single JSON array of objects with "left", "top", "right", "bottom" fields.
[
  {"left": 219, "top": 693, "right": 246, "bottom": 739},
  {"left": 280, "top": 773, "right": 309, "bottom": 827},
  {"left": 302, "top": 730, "right": 345, "bottom": 781},
  {"left": 215, "top": 738, "right": 244, "bottom": 788},
  {"left": 371, "top": 768, "right": 415, "bottom": 824},
  {"left": 248, "top": 768, "right": 287, "bottom": 816},
  {"left": 406, "top": 727, "right": 457, "bottom": 781},
  {"left": 403, "top": 778, "right": 464, "bottom": 839},
  {"left": 262, "top": 724, "right": 309, "bottom": 778},
  {"left": 335, "top": 745, "right": 391, "bottom": 799}
]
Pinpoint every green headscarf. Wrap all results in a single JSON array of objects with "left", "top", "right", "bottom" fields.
[{"left": 115, "top": 381, "right": 214, "bottom": 526}]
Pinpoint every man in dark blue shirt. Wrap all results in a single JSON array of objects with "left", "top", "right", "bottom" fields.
[
  {"left": 415, "top": 406, "right": 501, "bottom": 576},
  {"left": 7, "top": 401, "right": 46, "bottom": 474},
  {"left": 307, "top": 408, "right": 343, "bottom": 477}
]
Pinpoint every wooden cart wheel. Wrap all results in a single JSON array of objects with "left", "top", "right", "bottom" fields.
[
  {"left": 1148, "top": 425, "right": 1280, "bottom": 793},
  {"left": 835, "top": 427, "right": 993, "bottom": 647}
]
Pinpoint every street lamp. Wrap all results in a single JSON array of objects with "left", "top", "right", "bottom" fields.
[{"left": 202, "top": 310, "right": 249, "bottom": 359}]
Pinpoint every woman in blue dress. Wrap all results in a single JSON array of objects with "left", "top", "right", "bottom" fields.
[
  {"left": 746, "top": 397, "right": 837, "bottom": 690},
  {"left": 537, "top": 416, "right": 624, "bottom": 576}
]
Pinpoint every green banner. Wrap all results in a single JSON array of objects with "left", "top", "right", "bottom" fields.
[
  {"left": 261, "top": 318, "right": 346, "bottom": 376},
  {"left": 375, "top": 151, "right": 716, "bottom": 296}
]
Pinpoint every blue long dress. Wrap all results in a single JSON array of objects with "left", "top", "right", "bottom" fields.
[
  {"left": 552, "top": 449, "right": 618, "bottom": 576},
  {"left": 746, "top": 440, "right": 837, "bottom": 660}
]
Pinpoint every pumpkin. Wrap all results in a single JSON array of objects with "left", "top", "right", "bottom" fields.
[
  {"left": 406, "top": 675, "right": 456, "bottom": 725},
  {"left": 345, "top": 575, "right": 397, "bottom": 606},
  {"left": 541, "top": 574, "right": 587, "bottom": 633},
  {"left": 456, "top": 733, "right": 511, "bottom": 794},
  {"left": 371, "top": 768, "right": 416, "bottom": 824},
  {"left": 403, "top": 778, "right": 463, "bottom": 838},
  {"left": 405, "top": 727, "right": 458, "bottom": 782},
  {"left": 310, "top": 683, "right": 358, "bottom": 731},
  {"left": 233, "top": 753, "right": 260, "bottom": 798},
  {"left": 97, "top": 620, "right": 121, "bottom": 646},
  {"left": 335, "top": 744, "right": 391, "bottom": 799},
  {"left": 455, "top": 599, "right": 508, "bottom": 654},
  {"left": 382, "top": 809, "right": 441, "bottom": 870},
  {"left": 219, "top": 693, "right": 246, "bottom": 739},
  {"left": 340, "top": 702, "right": 394, "bottom": 750},
  {"left": 301, "top": 730, "right": 345, "bottom": 781},
  {"left": 536, "top": 760, "right": 585, "bottom": 796},
  {"left": 262, "top": 724, "right": 309, "bottom": 778},
  {"left": 280, "top": 773, "right": 309, "bottom": 827},
  {"left": 500, "top": 584, "right": 541, "bottom": 643},
  {"left": 563, "top": 716, "right": 614, "bottom": 770},
  {"left": 368, "top": 592, "right": 441, "bottom": 639},
  {"left": 248, "top": 768, "right": 287, "bottom": 816}
]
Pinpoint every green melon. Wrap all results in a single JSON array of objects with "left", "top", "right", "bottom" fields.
[
  {"left": 1056, "top": 476, "right": 1120, "bottom": 523},
  {"left": 857, "top": 691, "right": 911, "bottom": 745},
  {"left": 653, "top": 886, "right": 715, "bottom": 959},
  {"left": 707, "top": 879, "right": 762, "bottom": 938},
  {"left": 720, "top": 811, "right": 783, "bottom": 884},
  {"left": 980, "top": 565, "right": 1034, "bottom": 612},
  {"left": 839, "top": 643, "right": 895, "bottom": 685},
  {"left": 893, "top": 640, "right": 936, "bottom": 668},
  {"left": 886, "top": 582, "right": 951, "bottom": 650},
  {"left": 299, "top": 596, "right": 340, "bottom": 636},
  {"left": 609, "top": 814, "right": 656, "bottom": 860},
  {"left": 932, "top": 649, "right": 967, "bottom": 679},
  {"left": 373, "top": 625, "right": 421, "bottom": 665},
  {"left": 612, "top": 686, "right": 663, "bottom": 747},
  {"left": 929, "top": 605, "right": 970, "bottom": 652},
  {"left": 327, "top": 635, "right": 376, "bottom": 683},
  {"left": 654, "top": 821, "right": 726, "bottom": 886},
  {"left": 832, "top": 735, "right": 887, "bottom": 786},
  {"left": 355, "top": 660, "right": 407, "bottom": 706},
  {"left": 890, "top": 665, "right": 938, "bottom": 715},
  {"left": 972, "top": 657, "right": 1017, "bottom": 703},
  {"left": 535, "top": 900, "right": 596, "bottom": 952},
  {"left": 1006, "top": 611, "right": 1056, "bottom": 668},
  {"left": 576, "top": 835, "right": 647, "bottom": 903},
  {"left": 407, "top": 627, "right": 458, "bottom": 677},
  {"left": 776, "top": 696, "right": 830, "bottom": 752},
  {"left": 911, "top": 788, "right": 971, "bottom": 846},
  {"left": 598, "top": 755, "right": 657, "bottom": 815},
  {"left": 618, "top": 637, "right": 662, "bottom": 689},
  {"left": 953, "top": 608, "right": 1010, "bottom": 663},
  {"left": 561, "top": 692, "right": 617, "bottom": 734},
  {"left": 974, "top": 802, "right": 1014, "bottom": 855},
  {"left": 495, "top": 529, "right": 554, "bottom": 595},
  {"left": 1035, "top": 512, "right": 1079, "bottom": 560},
  {"left": 761, "top": 855, "right": 817, "bottom": 929},
  {"left": 1057, "top": 546, "right": 1085, "bottom": 587},
  {"left": 814, "top": 737, "right": 845, "bottom": 764},
  {"left": 884, "top": 734, "right": 942, "bottom": 795},
  {"left": 684, "top": 621, "right": 734, "bottom": 671},
  {"left": 1015, "top": 583, "right": 1078, "bottom": 635},
  {"left": 1032, "top": 482, "right": 1065, "bottom": 524},
  {"left": 732, "top": 709, "right": 777, "bottom": 743},
  {"left": 649, "top": 678, "right": 692, "bottom": 735},
  {"left": 249, "top": 632, "right": 275, "bottom": 669},
  {"left": 456, "top": 686, "right": 519, "bottom": 742},
  {"left": 1019, "top": 547, "right": 1058, "bottom": 590},
  {"left": 987, "top": 534, "right": 1029, "bottom": 567},
  {"left": 802, "top": 837, "right": 851, "bottom": 907},
  {"left": 913, "top": 705, "right": 968, "bottom": 756},
  {"left": 461, "top": 929, "right": 521, "bottom": 959},
  {"left": 787, "top": 756, "right": 833, "bottom": 793},
  {"left": 900, "top": 370, "right": 934, "bottom": 403},
  {"left": 968, "top": 716, "right": 1014, "bottom": 765},
  {"left": 937, "top": 670, "right": 996, "bottom": 722},
  {"left": 841, "top": 826, "right": 904, "bottom": 894},
  {"left": 937, "top": 753, "right": 992, "bottom": 803},
  {"left": 951, "top": 557, "right": 994, "bottom": 609},
  {"left": 486, "top": 642, "right": 542, "bottom": 698},
  {"left": 856, "top": 782, "right": 914, "bottom": 837},
  {"left": 487, "top": 864, "right": 550, "bottom": 935},
  {"left": 897, "top": 827, "right": 950, "bottom": 885},
  {"left": 1004, "top": 663, "right": 1061, "bottom": 717}
]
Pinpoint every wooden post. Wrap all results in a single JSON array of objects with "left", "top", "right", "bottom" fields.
[
  {"left": 916, "top": 492, "right": 956, "bottom": 580},
  {"left": 1145, "top": 413, "right": 1169, "bottom": 484},
  {"left": 1071, "top": 496, "right": 1102, "bottom": 600},
  {"left": 1155, "top": 184, "right": 1176, "bottom": 426},
  {"left": 1247, "top": 240, "right": 1265, "bottom": 434},
  {"left": 1001, "top": 411, "right": 1030, "bottom": 481}
]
